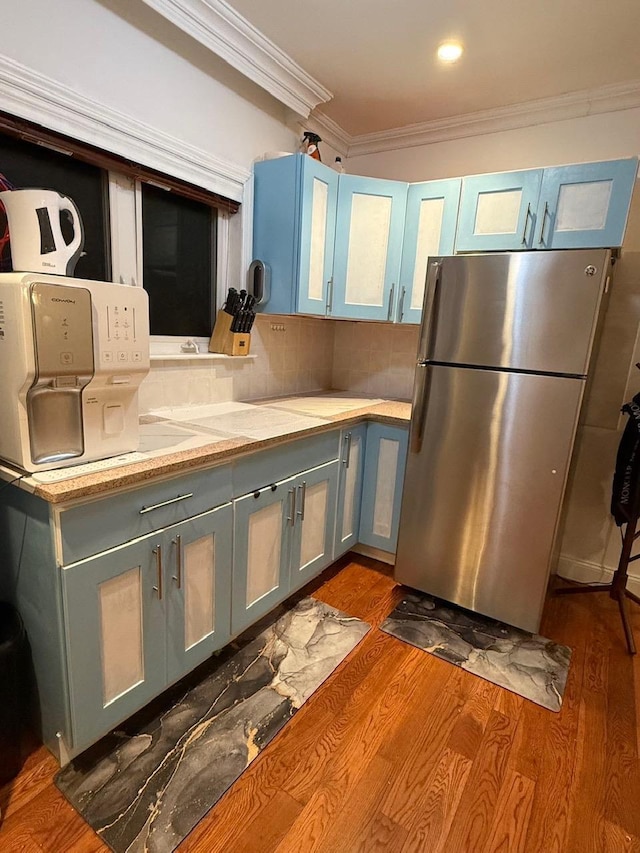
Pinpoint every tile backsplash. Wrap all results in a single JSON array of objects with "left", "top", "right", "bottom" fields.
[{"left": 138, "top": 314, "right": 419, "bottom": 414}]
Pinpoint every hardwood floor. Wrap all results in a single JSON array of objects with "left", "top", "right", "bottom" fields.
[{"left": 1, "top": 555, "right": 639, "bottom": 852}]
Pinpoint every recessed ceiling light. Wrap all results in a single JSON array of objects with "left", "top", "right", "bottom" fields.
[{"left": 437, "top": 42, "right": 463, "bottom": 63}]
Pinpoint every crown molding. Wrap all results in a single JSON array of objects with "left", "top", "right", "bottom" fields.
[
  {"left": 0, "top": 54, "right": 249, "bottom": 201},
  {"left": 140, "top": 0, "right": 332, "bottom": 118},
  {"left": 346, "top": 80, "right": 640, "bottom": 158},
  {"left": 304, "top": 111, "right": 350, "bottom": 158}
]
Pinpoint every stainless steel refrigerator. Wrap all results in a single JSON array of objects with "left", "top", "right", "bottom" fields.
[{"left": 395, "top": 249, "right": 612, "bottom": 633}]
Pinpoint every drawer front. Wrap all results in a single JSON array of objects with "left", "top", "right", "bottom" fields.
[
  {"left": 60, "top": 465, "right": 233, "bottom": 565},
  {"left": 232, "top": 430, "right": 341, "bottom": 497}
]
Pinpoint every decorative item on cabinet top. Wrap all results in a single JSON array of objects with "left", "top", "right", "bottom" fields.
[{"left": 252, "top": 155, "right": 637, "bottom": 322}]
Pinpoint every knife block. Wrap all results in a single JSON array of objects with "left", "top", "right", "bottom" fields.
[{"left": 208, "top": 310, "right": 251, "bottom": 356}]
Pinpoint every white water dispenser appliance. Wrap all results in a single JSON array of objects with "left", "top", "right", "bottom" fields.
[{"left": 0, "top": 273, "right": 150, "bottom": 472}]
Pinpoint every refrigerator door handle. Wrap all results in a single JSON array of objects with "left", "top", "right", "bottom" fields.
[
  {"left": 410, "top": 361, "right": 432, "bottom": 455},
  {"left": 417, "top": 260, "right": 442, "bottom": 360}
]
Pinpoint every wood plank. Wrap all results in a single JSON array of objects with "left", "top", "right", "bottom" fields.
[
  {"left": 481, "top": 769, "right": 535, "bottom": 853},
  {"left": 602, "top": 820, "right": 640, "bottom": 853},
  {"left": 447, "top": 678, "right": 501, "bottom": 761},
  {"left": 442, "top": 710, "right": 518, "bottom": 853},
  {"left": 398, "top": 748, "right": 472, "bottom": 853}
]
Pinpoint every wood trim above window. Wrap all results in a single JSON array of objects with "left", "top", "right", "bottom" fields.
[{"left": 0, "top": 110, "right": 240, "bottom": 214}]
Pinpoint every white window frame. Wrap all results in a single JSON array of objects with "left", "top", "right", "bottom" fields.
[{"left": 108, "top": 172, "right": 229, "bottom": 356}]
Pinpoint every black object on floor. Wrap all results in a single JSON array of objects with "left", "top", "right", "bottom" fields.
[
  {"left": 381, "top": 592, "right": 571, "bottom": 712},
  {"left": 55, "top": 597, "right": 370, "bottom": 853},
  {"left": 0, "top": 601, "right": 25, "bottom": 785}
]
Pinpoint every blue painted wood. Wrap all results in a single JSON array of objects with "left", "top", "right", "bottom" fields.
[
  {"left": 359, "top": 423, "right": 409, "bottom": 553},
  {"left": 61, "top": 534, "right": 167, "bottom": 752},
  {"left": 231, "top": 478, "right": 294, "bottom": 635},
  {"left": 0, "top": 487, "right": 72, "bottom": 760},
  {"left": 297, "top": 158, "right": 339, "bottom": 315},
  {"left": 331, "top": 175, "right": 408, "bottom": 320},
  {"left": 165, "top": 503, "right": 233, "bottom": 684},
  {"left": 398, "top": 179, "right": 462, "bottom": 324},
  {"left": 232, "top": 430, "right": 340, "bottom": 498},
  {"left": 456, "top": 169, "right": 543, "bottom": 252},
  {"left": 253, "top": 154, "right": 338, "bottom": 316},
  {"left": 60, "top": 464, "right": 233, "bottom": 564},
  {"left": 535, "top": 158, "right": 638, "bottom": 249},
  {"left": 334, "top": 425, "right": 367, "bottom": 558},
  {"left": 289, "top": 459, "right": 340, "bottom": 592}
]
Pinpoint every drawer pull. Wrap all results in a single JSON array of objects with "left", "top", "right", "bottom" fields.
[
  {"left": 172, "top": 534, "right": 183, "bottom": 589},
  {"left": 139, "top": 493, "right": 194, "bottom": 514},
  {"left": 152, "top": 544, "right": 163, "bottom": 599}
]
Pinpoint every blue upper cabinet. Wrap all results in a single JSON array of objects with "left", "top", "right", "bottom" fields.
[
  {"left": 253, "top": 154, "right": 338, "bottom": 316},
  {"left": 534, "top": 159, "right": 638, "bottom": 249},
  {"left": 398, "top": 179, "right": 462, "bottom": 324},
  {"left": 331, "top": 175, "right": 408, "bottom": 320},
  {"left": 456, "top": 158, "right": 638, "bottom": 252},
  {"left": 456, "top": 169, "right": 543, "bottom": 252}
]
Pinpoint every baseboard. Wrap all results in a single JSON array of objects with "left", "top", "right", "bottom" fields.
[
  {"left": 351, "top": 543, "right": 395, "bottom": 566},
  {"left": 555, "top": 555, "right": 640, "bottom": 597}
]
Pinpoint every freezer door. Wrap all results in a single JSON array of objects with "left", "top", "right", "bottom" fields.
[
  {"left": 423, "top": 250, "right": 609, "bottom": 375},
  {"left": 395, "top": 364, "right": 585, "bottom": 633}
]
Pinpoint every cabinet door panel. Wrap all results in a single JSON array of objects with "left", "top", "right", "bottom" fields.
[
  {"left": 399, "top": 180, "right": 461, "bottom": 324},
  {"left": 456, "top": 170, "right": 542, "bottom": 252},
  {"left": 62, "top": 537, "right": 166, "bottom": 752},
  {"left": 359, "top": 424, "right": 409, "bottom": 553},
  {"left": 535, "top": 158, "right": 637, "bottom": 249},
  {"left": 290, "top": 460, "right": 339, "bottom": 590},
  {"left": 297, "top": 159, "right": 339, "bottom": 315},
  {"left": 166, "top": 504, "right": 232, "bottom": 684},
  {"left": 335, "top": 426, "right": 366, "bottom": 557},
  {"left": 332, "top": 175, "right": 407, "bottom": 320},
  {"left": 232, "top": 479, "right": 294, "bottom": 635}
]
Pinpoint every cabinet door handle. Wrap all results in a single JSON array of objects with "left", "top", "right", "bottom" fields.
[
  {"left": 521, "top": 203, "right": 532, "bottom": 245},
  {"left": 538, "top": 201, "right": 550, "bottom": 246},
  {"left": 152, "top": 544, "right": 163, "bottom": 599},
  {"left": 325, "top": 276, "right": 334, "bottom": 315},
  {"left": 287, "top": 487, "right": 296, "bottom": 526},
  {"left": 397, "top": 285, "right": 406, "bottom": 323},
  {"left": 342, "top": 432, "right": 352, "bottom": 468},
  {"left": 139, "top": 493, "right": 193, "bottom": 514},
  {"left": 172, "top": 534, "right": 182, "bottom": 589},
  {"left": 387, "top": 282, "right": 396, "bottom": 321},
  {"left": 297, "top": 481, "right": 307, "bottom": 521}
]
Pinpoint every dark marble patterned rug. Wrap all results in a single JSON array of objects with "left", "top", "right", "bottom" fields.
[
  {"left": 381, "top": 593, "right": 571, "bottom": 712},
  {"left": 55, "top": 598, "right": 370, "bottom": 853}
]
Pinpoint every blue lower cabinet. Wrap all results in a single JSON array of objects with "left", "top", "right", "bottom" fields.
[
  {"left": 289, "top": 460, "right": 339, "bottom": 592},
  {"left": 231, "top": 477, "right": 296, "bottom": 636},
  {"left": 61, "top": 502, "right": 233, "bottom": 753},
  {"left": 334, "top": 426, "right": 367, "bottom": 557},
  {"left": 359, "top": 424, "right": 409, "bottom": 553},
  {"left": 165, "top": 504, "right": 233, "bottom": 684}
]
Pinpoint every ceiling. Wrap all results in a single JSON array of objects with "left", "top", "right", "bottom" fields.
[{"left": 224, "top": 0, "right": 640, "bottom": 137}]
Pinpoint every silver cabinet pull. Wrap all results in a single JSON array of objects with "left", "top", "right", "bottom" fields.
[
  {"left": 287, "top": 487, "right": 296, "bottom": 526},
  {"left": 139, "top": 493, "right": 193, "bottom": 514},
  {"left": 521, "top": 203, "right": 532, "bottom": 245},
  {"left": 342, "top": 432, "right": 352, "bottom": 468},
  {"left": 538, "top": 201, "right": 550, "bottom": 245},
  {"left": 152, "top": 544, "right": 163, "bottom": 599},
  {"left": 172, "top": 534, "right": 182, "bottom": 589},
  {"left": 397, "top": 285, "right": 406, "bottom": 323},
  {"left": 387, "top": 282, "right": 396, "bottom": 321},
  {"left": 297, "top": 481, "right": 307, "bottom": 521},
  {"left": 325, "top": 276, "right": 334, "bottom": 315}
]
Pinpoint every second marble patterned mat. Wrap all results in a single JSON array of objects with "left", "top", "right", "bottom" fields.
[
  {"left": 380, "top": 592, "right": 571, "bottom": 712},
  {"left": 55, "top": 597, "right": 370, "bottom": 853}
]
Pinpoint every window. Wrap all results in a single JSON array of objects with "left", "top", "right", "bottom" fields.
[
  {"left": 141, "top": 184, "right": 217, "bottom": 337},
  {"left": 0, "top": 132, "right": 110, "bottom": 281}
]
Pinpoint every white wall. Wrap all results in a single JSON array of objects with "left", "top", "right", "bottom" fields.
[
  {"left": 1, "top": 0, "right": 300, "bottom": 170},
  {"left": 347, "top": 108, "right": 640, "bottom": 181}
]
